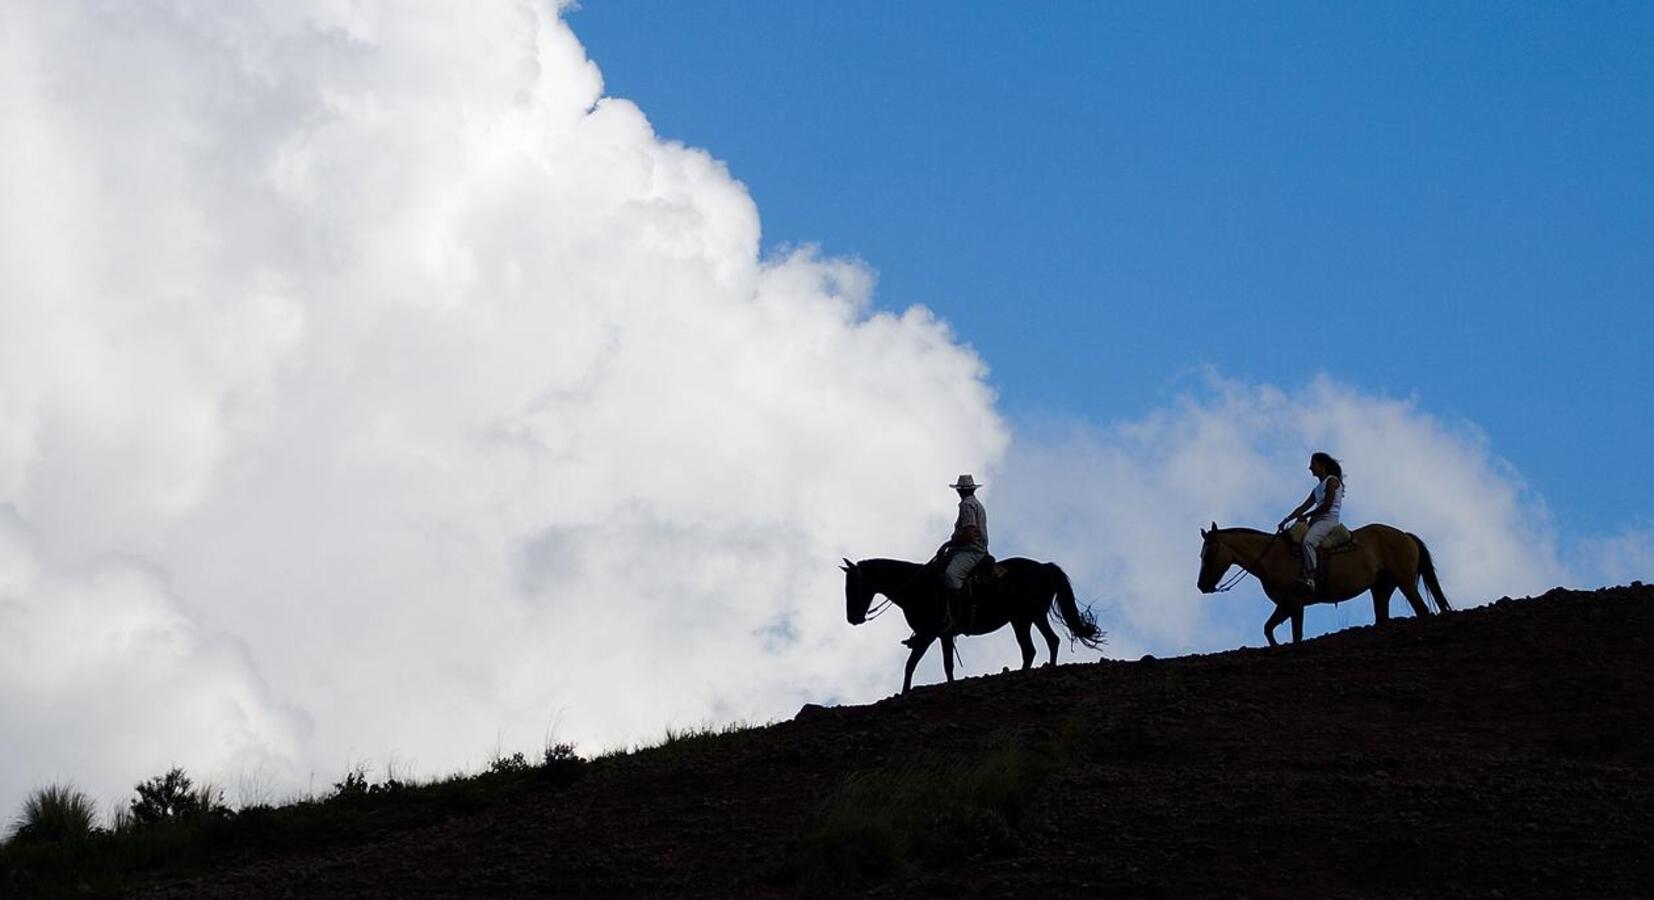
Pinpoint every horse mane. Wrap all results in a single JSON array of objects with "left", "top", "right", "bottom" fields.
[{"left": 1212, "top": 526, "right": 1271, "bottom": 537}]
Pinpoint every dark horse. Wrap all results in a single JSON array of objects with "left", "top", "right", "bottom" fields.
[{"left": 842, "top": 557, "right": 1105, "bottom": 693}]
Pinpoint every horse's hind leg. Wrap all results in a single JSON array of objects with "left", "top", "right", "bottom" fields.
[
  {"left": 940, "top": 635, "right": 957, "bottom": 682},
  {"left": 1034, "top": 615, "right": 1060, "bottom": 666},
  {"left": 1397, "top": 575, "right": 1431, "bottom": 617},
  {"left": 1013, "top": 621, "right": 1036, "bottom": 670},
  {"left": 1291, "top": 605, "right": 1304, "bottom": 644},
  {"left": 1370, "top": 577, "right": 1397, "bottom": 625}
]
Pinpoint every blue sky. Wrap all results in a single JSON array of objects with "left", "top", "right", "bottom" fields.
[{"left": 571, "top": 1, "right": 1653, "bottom": 536}]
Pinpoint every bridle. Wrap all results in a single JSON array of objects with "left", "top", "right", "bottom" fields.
[
  {"left": 850, "top": 561, "right": 932, "bottom": 622},
  {"left": 1208, "top": 529, "right": 1282, "bottom": 593}
]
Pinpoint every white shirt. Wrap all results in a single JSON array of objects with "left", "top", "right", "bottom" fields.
[{"left": 1312, "top": 476, "right": 1344, "bottom": 523}]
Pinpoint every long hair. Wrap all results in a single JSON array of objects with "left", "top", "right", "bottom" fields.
[{"left": 1310, "top": 451, "right": 1344, "bottom": 480}]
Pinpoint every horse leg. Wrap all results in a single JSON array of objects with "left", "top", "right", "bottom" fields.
[
  {"left": 1397, "top": 576, "right": 1431, "bottom": 617},
  {"left": 903, "top": 635, "right": 935, "bottom": 694},
  {"left": 1264, "top": 605, "right": 1290, "bottom": 647},
  {"left": 1034, "top": 615, "right": 1060, "bottom": 666},
  {"left": 1370, "top": 578, "right": 1397, "bottom": 625},
  {"left": 1291, "top": 605, "right": 1304, "bottom": 644},
  {"left": 940, "top": 635, "right": 957, "bottom": 682},
  {"left": 1013, "top": 621, "right": 1036, "bottom": 670}
]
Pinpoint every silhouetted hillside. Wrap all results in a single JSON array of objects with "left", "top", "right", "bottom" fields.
[{"left": 102, "top": 584, "right": 1654, "bottom": 896}]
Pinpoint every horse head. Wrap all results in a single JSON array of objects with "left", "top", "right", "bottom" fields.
[
  {"left": 841, "top": 558, "right": 874, "bottom": 625},
  {"left": 1197, "top": 521, "right": 1233, "bottom": 593}
]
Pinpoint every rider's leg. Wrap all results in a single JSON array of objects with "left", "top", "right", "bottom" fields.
[
  {"left": 940, "top": 550, "right": 983, "bottom": 632},
  {"left": 1301, "top": 519, "right": 1335, "bottom": 588}
]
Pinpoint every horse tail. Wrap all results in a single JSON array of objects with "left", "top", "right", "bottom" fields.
[
  {"left": 1046, "top": 563, "right": 1106, "bottom": 650},
  {"left": 1409, "top": 533, "right": 1452, "bottom": 613}
]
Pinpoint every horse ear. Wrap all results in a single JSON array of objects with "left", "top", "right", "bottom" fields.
[
  {"left": 841, "top": 557, "right": 855, "bottom": 571},
  {"left": 1209, "top": 521, "right": 1218, "bottom": 533}
]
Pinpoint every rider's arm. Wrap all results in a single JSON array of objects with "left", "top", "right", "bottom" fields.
[{"left": 1279, "top": 491, "right": 1316, "bottom": 529}]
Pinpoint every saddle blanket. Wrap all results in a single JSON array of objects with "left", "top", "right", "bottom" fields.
[{"left": 1289, "top": 521, "right": 1357, "bottom": 553}]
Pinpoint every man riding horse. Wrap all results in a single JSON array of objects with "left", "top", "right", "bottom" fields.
[{"left": 938, "top": 474, "right": 988, "bottom": 630}]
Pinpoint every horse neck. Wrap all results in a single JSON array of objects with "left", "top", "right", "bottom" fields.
[
  {"left": 859, "top": 558, "right": 926, "bottom": 603},
  {"left": 1220, "top": 530, "right": 1285, "bottom": 574}
]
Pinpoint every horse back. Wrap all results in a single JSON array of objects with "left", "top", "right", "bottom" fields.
[{"left": 1350, "top": 523, "right": 1422, "bottom": 569}]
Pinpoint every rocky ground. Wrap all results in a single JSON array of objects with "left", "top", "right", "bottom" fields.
[{"left": 147, "top": 584, "right": 1654, "bottom": 899}]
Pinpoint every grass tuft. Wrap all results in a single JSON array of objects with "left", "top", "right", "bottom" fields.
[
  {"left": 9, "top": 784, "right": 99, "bottom": 845},
  {"left": 792, "top": 731, "right": 1067, "bottom": 893}
]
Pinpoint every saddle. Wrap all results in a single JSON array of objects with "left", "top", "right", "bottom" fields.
[
  {"left": 1287, "top": 522, "right": 1357, "bottom": 597},
  {"left": 1287, "top": 521, "right": 1358, "bottom": 555},
  {"left": 942, "top": 555, "right": 1004, "bottom": 634},
  {"left": 964, "top": 554, "right": 1008, "bottom": 591}
]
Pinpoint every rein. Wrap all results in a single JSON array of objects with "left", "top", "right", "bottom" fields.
[
  {"left": 1212, "top": 530, "right": 1283, "bottom": 593},
  {"left": 860, "top": 562, "right": 936, "bottom": 621}
]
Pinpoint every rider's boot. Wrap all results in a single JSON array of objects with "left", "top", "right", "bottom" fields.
[{"left": 1298, "top": 549, "right": 1316, "bottom": 594}]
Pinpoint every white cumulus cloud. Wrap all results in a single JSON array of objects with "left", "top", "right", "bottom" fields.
[{"left": 0, "top": 0, "right": 1005, "bottom": 819}]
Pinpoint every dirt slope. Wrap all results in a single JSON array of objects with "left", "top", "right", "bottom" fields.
[{"left": 150, "top": 584, "right": 1654, "bottom": 899}]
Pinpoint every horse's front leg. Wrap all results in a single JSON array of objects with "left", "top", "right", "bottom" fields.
[
  {"left": 903, "top": 635, "right": 935, "bottom": 693},
  {"left": 1291, "top": 605, "right": 1304, "bottom": 644},
  {"left": 1264, "top": 605, "right": 1290, "bottom": 647},
  {"left": 940, "top": 635, "right": 956, "bottom": 682}
]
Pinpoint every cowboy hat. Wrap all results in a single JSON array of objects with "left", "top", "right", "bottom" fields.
[{"left": 949, "top": 474, "right": 980, "bottom": 490}]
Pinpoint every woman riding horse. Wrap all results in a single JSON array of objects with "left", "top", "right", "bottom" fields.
[
  {"left": 1197, "top": 519, "right": 1451, "bottom": 646},
  {"left": 1278, "top": 451, "right": 1345, "bottom": 592}
]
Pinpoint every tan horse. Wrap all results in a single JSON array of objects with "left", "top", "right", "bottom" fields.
[{"left": 1197, "top": 522, "right": 1451, "bottom": 646}]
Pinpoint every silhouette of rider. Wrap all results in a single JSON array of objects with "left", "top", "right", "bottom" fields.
[
  {"left": 937, "top": 474, "right": 989, "bottom": 629},
  {"left": 1277, "top": 452, "right": 1344, "bottom": 592}
]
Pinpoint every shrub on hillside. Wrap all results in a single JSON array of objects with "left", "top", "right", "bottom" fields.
[
  {"left": 541, "top": 742, "right": 587, "bottom": 785},
  {"left": 9, "top": 783, "right": 99, "bottom": 844},
  {"left": 129, "top": 768, "right": 228, "bottom": 826},
  {"left": 330, "top": 765, "right": 407, "bottom": 803},
  {"left": 488, "top": 752, "right": 531, "bottom": 775}
]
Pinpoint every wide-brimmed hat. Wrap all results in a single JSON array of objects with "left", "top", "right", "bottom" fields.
[{"left": 949, "top": 474, "right": 980, "bottom": 490}]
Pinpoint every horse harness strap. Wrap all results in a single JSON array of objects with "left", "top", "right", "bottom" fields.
[{"left": 1215, "top": 531, "right": 1282, "bottom": 593}]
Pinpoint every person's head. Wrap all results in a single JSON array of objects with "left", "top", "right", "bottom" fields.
[
  {"left": 950, "top": 474, "right": 980, "bottom": 496},
  {"left": 1309, "top": 452, "right": 1343, "bottom": 480}
]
